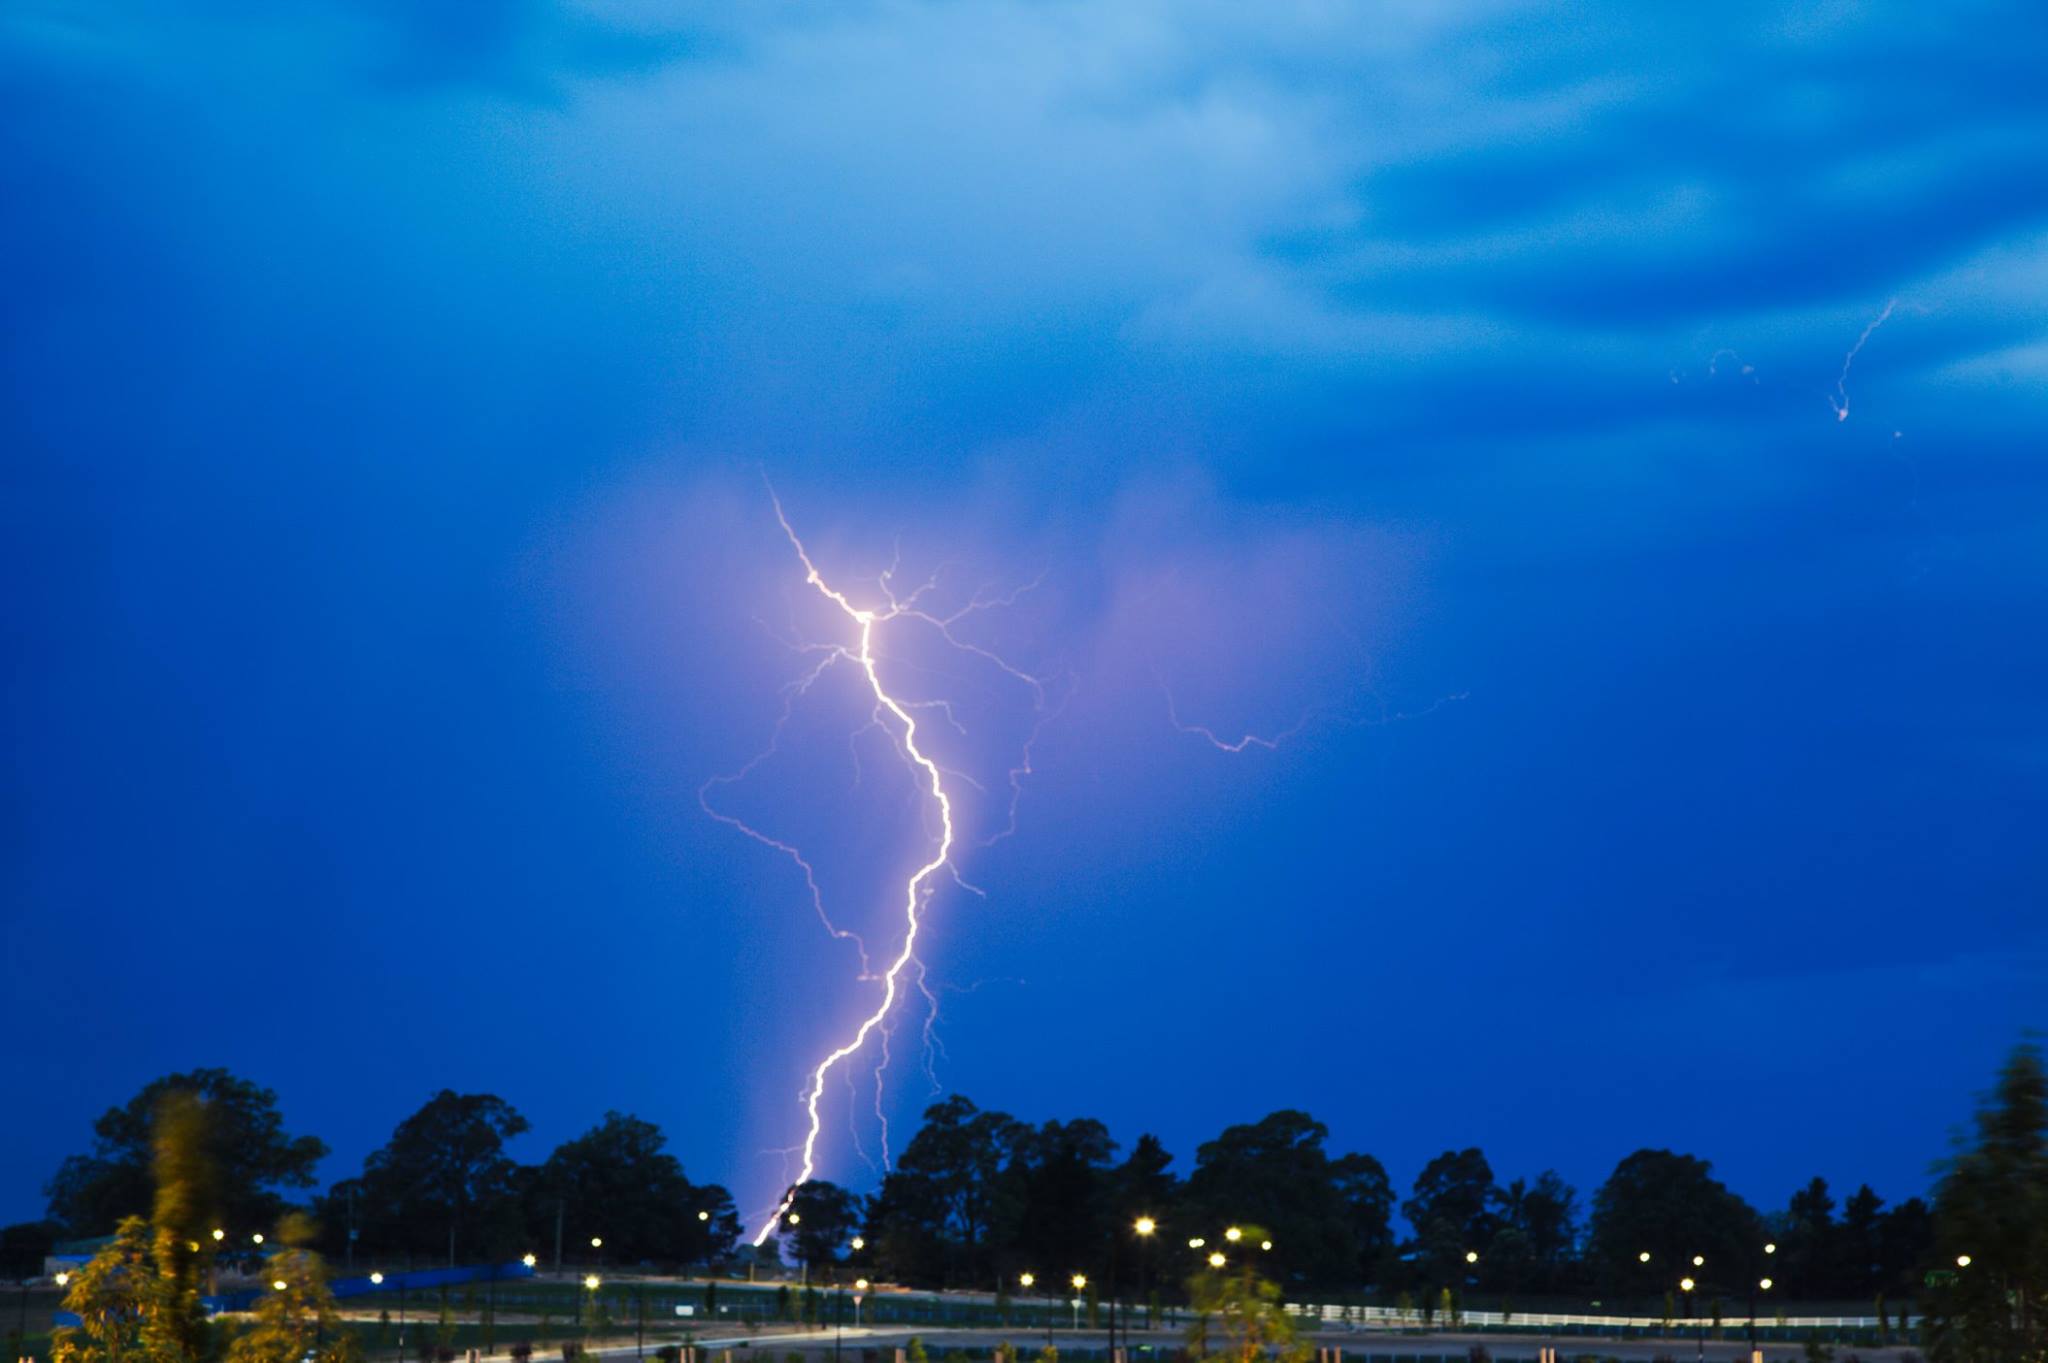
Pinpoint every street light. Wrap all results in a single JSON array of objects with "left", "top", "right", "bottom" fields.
[
  {"left": 1259, "top": 1241, "right": 1272, "bottom": 1252},
  {"left": 1224, "top": 1227, "right": 1242, "bottom": 1244},
  {"left": 1070, "top": 1274, "right": 1087, "bottom": 1331},
  {"left": 591, "top": 1237, "right": 603, "bottom": 1248},
  {"left": 371, "top": 1273, "right": 385, "bottom": 1286},
  {"left": 585, "top": 1275, "right": 602, "bottom": 1290},
  {"left": 1759, "top": 1278, "right": 1772, "bottom": 1291},
  {"left": 1187, "top": 1237, "right": 1205, "bottom": 1249},
  {"left": 1465, "top": 1251, "right": 1479, "bottom": 1265},
  {"left": 273, "top": 1280, "right": 288, "bottom": 1293},
  {"left": 1134, "top": 1217, "right": 1155, "bottom": 1237},
  {"left": 1639, "top": 1251, "right": 1652, "bottom": 1263},
  {"left": 212, "top": 1230, "right": 225, "bottom": 1242},
  {"left": 698, "top": 1211, "right": 711, "bottom": 1222},
  {"left": 851, "top": 1236, "right": 865, "bottom": 1252},
  {"left": 1692, "top": 1255, "right": 1704, "bottom": 1267},
  {"left": 252, "top": 1234, "right": 265, "bottom": 1245},
  {"left": 1764, "top": 1243, "right": 1777, "bottom": 1255},
  {"left": 53, "top": 1275, "right": 69, "bottom": 1289},
  {"left": 522, "top": 1254, "right": 537, "bottom": 1269},
  {"left": 1680, "top": 1277, "right": 1695, "bottom": 1293},
  {"left": 1956, "top": 1254, "right": 1972, "bottom": 1268},
  {"left": 1206, "top": 1252, "right": 1225, "bottom": 1269}
]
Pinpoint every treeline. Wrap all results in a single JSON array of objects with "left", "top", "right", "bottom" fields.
[
  {"left": 11, "top": 1042, "right": 2046, "bottom": 1347},
  {"left": 14, "top": 1072, "right": 742, "bottom": 1274},
  {"left": 837, "top": 1095, "right": 1933, "bottom": 1304}
]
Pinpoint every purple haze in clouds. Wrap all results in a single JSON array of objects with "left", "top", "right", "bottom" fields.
[{"left": 4, "top": 0, "right": 2046, "bottom": 1229}]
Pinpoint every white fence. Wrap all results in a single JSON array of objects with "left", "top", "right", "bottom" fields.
[{"left": 1285, "top": 1301, "right": 1909, "bottom": 1331}]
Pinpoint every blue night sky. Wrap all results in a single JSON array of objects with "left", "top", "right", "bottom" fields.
[{"left": 4, "top": 2, "right": 2046, "bottom": 1233}]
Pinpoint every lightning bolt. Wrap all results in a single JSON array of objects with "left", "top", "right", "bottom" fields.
[
  {"left": 744, "top": 490, "right": 962, "bottom": 1245},
  {"left": 1827, "top": 298, "right": 1898, "bottom": 423}
]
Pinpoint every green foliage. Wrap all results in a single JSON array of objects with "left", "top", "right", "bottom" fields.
[
  {"left": 1922, "top": 1041, "right": 2048, "bottom": 1363},
  {"left": 223, "top": 1238, "right": 355, "bottom": 1363},
  {"left": 1586, "top": 1150, "right": 1764, "bottom": 1292},
  {"left": 1184, "top": 1229, "right": 1310, "bottom": 1363},
  {"left": 351, "top": 1091, "right": 529, "bottom": 1264},
  {"left": 144, "top": 1093, "right": 212, "bottom": 1363},
  {"left": 537, "top": 1113, "right": 737, "bottom": 1265},
  {"left": 53, "top": 1217, "right": 157, "bottom": 1363},
  {"left": 906, "top": 1336, "right": 929, "bottom": 1363}
]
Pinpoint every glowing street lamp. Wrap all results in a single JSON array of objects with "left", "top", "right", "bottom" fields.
[
  {"left": 698, "top": 1211, "right": 711, "bottom": 1222},
  {"left": 522, "top": 1254, "right": 537, "bottom": 1269},
  {"left": 590, "top": 1237, "right": 603, "bottom": 1248},
  {"left": 584, "top": 1274, "right": 602, "bottom": 1291},
  {"left": 1069, "top": 1275, "right": 1087, "bottom": 1331},
  {"left": 1465, "top": 1251, "right": 1479, "bottom": 1265},
  {"left": 1692, "top": 1255, "right": 1705, "bottom": 1267},
  {"left": 1759, "top": 1277, "right": 1773, "bottom": 1291},
  {"left": 212, "top": 1229, "right": 225, "bottom": 1242},
  {"left": 273, "top": 1280, "right": 289, "bottom": 1293},
  {"left": 53, "top": 1274, "right": 70, "bottom": 1289},
  {"left": 1187, "top": 1237, "right": 1205, "bottom": 1249},
  {"left": 1680, "top": 1277, "right": 1696, "bottom": 1293},
  {"left": 252, "top": 1233, "right": 265, "bottom": 1245},
  {"left": 1224, "top": 1227, "right": 1242, "bottom": 1244},
  {"left": 1764, "top": 1243, "right": 1777, "bottom": 1255},
  {"left": 1206, "top": 1252, "right": 1225, "bottom": 1269},
  {"left": 1956, "top": 1254, "right": 1972, "bottom": 1268},
  {"left": 1638, "top": 1251, "right": 1651, "bottom": 1264},
  {"left": 1259, "top": 1240, "right": 1272, "bottom": 1252},
  {"left": 371, "top": 1273, "right": 385, "bottom": 1286},
  {"left": 1019, "top": 1273, "right": 1036, "bottom": 1289},
  {"left": 1133, "top": 1217, "right": 1156, "bottom": 1237}
]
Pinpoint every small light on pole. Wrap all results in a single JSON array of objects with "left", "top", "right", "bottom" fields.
[
  {"left": 54, "top": 1274, "right": 70, "bottom": 1288},
  {"left": 1957, "top": 1254, "right": 1972, "bottom": 1268},
  {"left": 522, "top": 1254, "right": 537, "bottom": 1269},
  {"left": 273, "top": 1280, "right": 289, "bottom": 1292},
  {"left": 698, "top": 1211, "right": 711, "bottom": 1223},
  {"left": 1692, "top": 1255, "right": 1704, "bottom": 1267},
  {"left": 252, "top": 1234, "right": 265, "bottom": 1245},
  {"left": 584, "top": 1274, "right": 601, "bottom": 1290},
  {"left": 1259, "top": 1240, "right": 1272, "bottom": 1252},
  {"left": 1206, "top": 1252, "right": 1225, "bottom": 1269},
  {"left": 1133, "top": 1217, "right": 1156, "bottom": 1237},
  {"left": 1019, "top": 1273, "right": 1035, "bottom": 1289},
  {"left": 1224, "top": 1227, "right": 1242, "bottom": 1244},
  {"left": 591, "top": 1237, "right": 603, "bottom": 1249},
  {"left": 1759, "top": 1278, "right": 1773, "bottom": 1292},
  {"left": 1764, "top": 1243, "right": 1777, "bottom": 1255},
  {"left": 212, "top": 1230, "right": 226, "bottom": 1242},
  {"left": 1638, "top": 1251, "right": 1651, "bottom": 1263},
  {"left": 1465, "top": 1251, "right": 1479, "bottom": 1265},
  {"left": 1681, "top": 1277, "right": 1695, "bottom": 1293},
  {"left": 851, "top": 1237, "right": 865, "bottom": 1252},
  {"left": 1187, "top": 1237, "right": 1205, "bottom": 1250}
]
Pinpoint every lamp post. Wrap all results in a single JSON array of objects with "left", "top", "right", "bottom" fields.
[
  {"left": 1070, "top": 1275, "right": 1087, "bottom": 1332},
  {"left": 1021, "top": 1273, "right": 1047, "bottom": 1348},
  {"left": 1132, "top": 1216, "right": 1156, "bottom": 1337}
]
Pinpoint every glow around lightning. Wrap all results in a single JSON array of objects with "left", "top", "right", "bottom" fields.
[{"left": 744, "top": 494, "right": 961, "bottom": 1245}]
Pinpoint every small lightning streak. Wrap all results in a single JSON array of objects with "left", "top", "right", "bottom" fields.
[
  {"left": 749, "top": 490, "right": 959, "bottom": 1245},
  {"left": 1827, "top": 298, "right": 1897, "bottom": 423}
]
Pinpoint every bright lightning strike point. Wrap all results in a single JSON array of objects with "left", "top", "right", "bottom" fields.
[{"left": 749, "top": 490, "right": 960, "bottom": 1245}]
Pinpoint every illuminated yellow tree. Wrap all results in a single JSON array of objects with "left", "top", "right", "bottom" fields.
[
  {"left": 52, "top": 1218, "right": 157, "bottom": 1363},
  {"left": 225, "top": 1215, "right": 358, "bottom": 1363},
  {"left": 144, "top": 1091, "right": 215, "bottom": 1363},
  {"left": 1184, "top": 1228, "right": 1311, "bottom": 1363}
]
